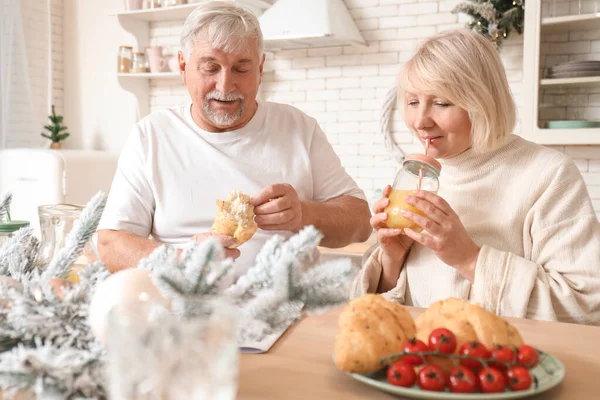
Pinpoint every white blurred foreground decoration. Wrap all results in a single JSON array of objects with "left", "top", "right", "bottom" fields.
[
  {"left": 105, "top": 296, "right": 239, "bottom": 400},
  {"left": 0, "top": 191, "right": 358, "bottom": 399}
]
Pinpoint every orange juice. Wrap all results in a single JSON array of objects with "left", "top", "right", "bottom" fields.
[
  {"left": 384, "top": 189, "right": 436, "bottom": 231},
  {"left": 66, "top": 265, "right": 84, "bottom": 284}
]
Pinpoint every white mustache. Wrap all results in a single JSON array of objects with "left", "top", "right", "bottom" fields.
[{"left": 206, "top": 91, "right": 244, "bottom": 102}]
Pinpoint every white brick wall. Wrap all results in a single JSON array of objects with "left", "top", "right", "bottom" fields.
[
  {"left": 51, "top": 0, "right": 64, "bottom": 114},
  {"left": 4, "top": 0, "right": 57, "bottom": 147},
  {"left": 136, "top": 0, "right": 600, "bottom": 218}
]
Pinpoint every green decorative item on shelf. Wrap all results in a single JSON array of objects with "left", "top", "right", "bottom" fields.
[
  {"left": 41, "top": 105, "right": 70, "bottom": 149},
  {"left": 453, "top": 0, "right": 525, "bottom": 47},
  {"left": 546, "top": 120, "right": 600, "bottom": 129}
]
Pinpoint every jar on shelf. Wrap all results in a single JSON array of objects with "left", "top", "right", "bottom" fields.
[
  {"left": 145, "top": 0, "right": 161, "bottom": 8},
  {"left": 131, "top": 52, "right": 149, "bottom": 73},
  {"left": 0, "top": 220, "right": 30, "bottom": 247},
  {"left": 124, "top": 0, "right": 144, "bottom": 11},
  {"left": 384, "top": 154, "right": 441, "bottom": 232},
  {"left": 117, "top": 46, "right": 133, "bottom": 73},
  {"left": 159, "top": 0, "right": 185, "bottom": 6}
]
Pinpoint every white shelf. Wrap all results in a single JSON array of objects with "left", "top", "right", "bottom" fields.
[
  {"left": 117, "top": 72, "right": 180, "bottom": 79},
  {"left": 111, "top": 1, "right": 272, "bottom": 21},
  {"left": 541, "top": 13, "right": 600, "bottom": 33},
  {"left": 540, "top": 76, "right": 600, "bottom": 87},
  {"left": 530, "top": 128, "right": 600, "bottom": 145}
]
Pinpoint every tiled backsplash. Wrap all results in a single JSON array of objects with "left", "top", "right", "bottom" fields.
[{"left": 141, "top": 0, "right": 600, "bottom": 219}]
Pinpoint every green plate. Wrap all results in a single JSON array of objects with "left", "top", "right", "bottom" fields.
[
  {"left": 345, "top": 351, "right": 565, "bottom": 399},
  {"left": 546, "top": 120, "right": 600, "bottom": 129}
]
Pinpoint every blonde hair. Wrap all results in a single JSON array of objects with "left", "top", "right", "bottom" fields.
[
  {"left": 181, "top": 1, "right": 263, "bottom": 61},
  {"left": 398, "top": 29, "right": 516, "bottom": 153}
]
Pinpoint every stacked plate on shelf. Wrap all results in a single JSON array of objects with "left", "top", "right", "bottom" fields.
[{"left": 546, "top": 60, "right": 600, "bottom": 79}]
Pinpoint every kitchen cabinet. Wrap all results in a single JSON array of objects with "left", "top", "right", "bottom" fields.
[{"left": 522, "top": 0, "right": 600, "bottom": 144}]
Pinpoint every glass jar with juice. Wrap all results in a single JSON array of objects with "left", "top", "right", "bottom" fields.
[{"left": 385, "top": 154, "right": 441, "bottom": 232}]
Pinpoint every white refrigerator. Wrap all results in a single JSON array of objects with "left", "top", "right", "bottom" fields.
[{"left": 0, "top": 148, "right": 118, "bottom": 234}]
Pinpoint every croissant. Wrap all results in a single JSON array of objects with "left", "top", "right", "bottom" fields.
[
  {"left": 334, "top": 294, "right": 416, "bottom": 373},
  {"left": 211, "top": 191, "right": 258, "bottom": 247},
  {"left": 415, "top": 297, "right": 524, "bottom": 373}
]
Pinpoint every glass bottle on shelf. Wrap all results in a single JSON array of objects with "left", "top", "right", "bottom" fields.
[
  {"left": 117, "top": 46, "right": 133, "bottom": 73},
  {"left": 131, "top": 52, "right": 149, "bottom": 73},
  {"left": 159, "top": 0, "right": 185, "bottom": 6},
  {"left": 145, "top": 0, "right": 161, "bottom": 8}
]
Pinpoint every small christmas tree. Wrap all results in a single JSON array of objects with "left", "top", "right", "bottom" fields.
[
  {"left": 453, "top": 0, "right": 525, "bottom": 47},
  {"left": 41, "top": 105, "right": 70, "bottom": 148}
]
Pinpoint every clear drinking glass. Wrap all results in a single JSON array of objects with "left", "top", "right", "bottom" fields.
[
  {"left": 105, "top": 297, "right": 240, "bottom": 400},
  {"left": 38, "top": 204, "right": 84, "bottom": 265}
]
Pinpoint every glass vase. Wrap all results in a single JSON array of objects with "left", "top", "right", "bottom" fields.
[
  {"left": 105, "top": 296, "right": 240, "bottom": 400},
  {"left": 38, "top": 204, "right": 84, "bottom": 265}
]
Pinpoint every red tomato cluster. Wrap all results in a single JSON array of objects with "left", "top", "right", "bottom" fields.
[{"left": 386, "top": 328, "right": 540, "bottom": 393}]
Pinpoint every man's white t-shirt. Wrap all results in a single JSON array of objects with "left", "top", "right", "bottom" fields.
[{"left": 99, "top": 101, "right": 366, "bottom": 274}]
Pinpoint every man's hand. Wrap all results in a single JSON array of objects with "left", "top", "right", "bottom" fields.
[
  {"left": 191, "top": 232, "right": 241, "bottom": 259},
  {"left": 251, "top": 183, "right": 304, "bottom": 232}
]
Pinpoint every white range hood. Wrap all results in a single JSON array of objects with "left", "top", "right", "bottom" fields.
[{"left": 259, "top": 0, "right": 368, "bottom": 51}]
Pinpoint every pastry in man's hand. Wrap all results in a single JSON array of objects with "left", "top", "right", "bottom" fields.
[{"left": 212, "top": 191, "right": 258, "bottom": 247}]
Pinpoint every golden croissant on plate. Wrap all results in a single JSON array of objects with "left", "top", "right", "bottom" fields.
[
  {"left": 211, "top": 191, "right": 258, "bottom": 247},
  {"left": 334, "top": 294, "right": 416, "bottom": 374},
  {"left": 415, "top": 297, "right": 524, "bottom": 373}
]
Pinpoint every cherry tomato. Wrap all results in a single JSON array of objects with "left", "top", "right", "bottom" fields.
[
  {"left": 428, "top": 328, "right": 457, "bottom": 354},
  {"left": 517, "top": 345, "right": 539, "bottom": 369},
  {"left": 387, "top": 361, "right": 417, "bottom": 387},
  {"left": 478, "top": 367, "right": 506, "bottom": 393},
  {"left": 418, "top": 365, "right": 448, "bottom": 392},
  {"left": 507, "top": 366, "right": 532, "bottom": 391},
  {"left": 401, "top": 338, "right": 429, "bottom": 366},
  {"left": 459, "top": 341, "right": 490, "bottom": 371},
  {"left": 490, "top": 345, "right": 516, "bottom": 371},
  {"left": 448, "top": 366, "right": 477, "bottom": 393}
]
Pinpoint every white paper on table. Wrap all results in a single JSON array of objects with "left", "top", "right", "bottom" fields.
[{"left": 239, "top": 324, "right": 291, "bottom": 354}]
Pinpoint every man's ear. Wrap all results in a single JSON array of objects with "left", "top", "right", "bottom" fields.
[
  {"left": 178, "top": 51, "right": 187, "bottom": 85},
  {"left": 258, "top": 53, "right": 266, "bottom": 85}
]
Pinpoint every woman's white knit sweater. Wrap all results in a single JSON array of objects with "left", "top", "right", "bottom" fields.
[{"left": 351, "top": 135, "right": 600, "bottom": 325}]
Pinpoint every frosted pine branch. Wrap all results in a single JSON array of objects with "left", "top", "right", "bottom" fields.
[
  {"left": 137, "top": 244, "right": 178, "bottom": 272},
  {"left": 0, "top": 216, "right": 359, "bottom": 398},
  {"left": 182, "top": 239, "right": 221, "bottom": 294},
  {"left": 453, "top": 3, "right": 497, "bottom": 22},
  {"left": 0, "top": 342, "right": 106, "bottom": 399},
  {"left": 43, "top": 192, "right": 107, "bottom": 280},
  {"left": 0, "top": 227, "right": 39, "bottom": 279},
  {"left": 0, "top": 192, "right": 12, "bottom": 220}
]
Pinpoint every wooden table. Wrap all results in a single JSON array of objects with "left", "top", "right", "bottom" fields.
[
  {"left": 238, "top": 307, "right": 600, "bottom": 399},
  {"left": 318, "top": 233, "right": 378, "bottom": 257}
]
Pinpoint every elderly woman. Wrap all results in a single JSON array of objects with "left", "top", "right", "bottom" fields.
[{"left": 352, "top": 29, "right": 600, "bottom": 325}]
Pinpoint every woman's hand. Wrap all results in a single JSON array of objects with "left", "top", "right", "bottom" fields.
[
  {"left": 371, "top": 185, "right": 414, "bottom": 267},
  {"left": 401, "top": 190, "right": 480, "bottom": 282}
]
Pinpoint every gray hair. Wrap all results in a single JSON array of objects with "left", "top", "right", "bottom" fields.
[{"left": 180, "top": 1, "right": 264, "bottom": 61}]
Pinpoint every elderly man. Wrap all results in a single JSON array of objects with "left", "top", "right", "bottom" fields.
[{"left": 97, "top": 1, "right": 372, "bottom": 274}]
